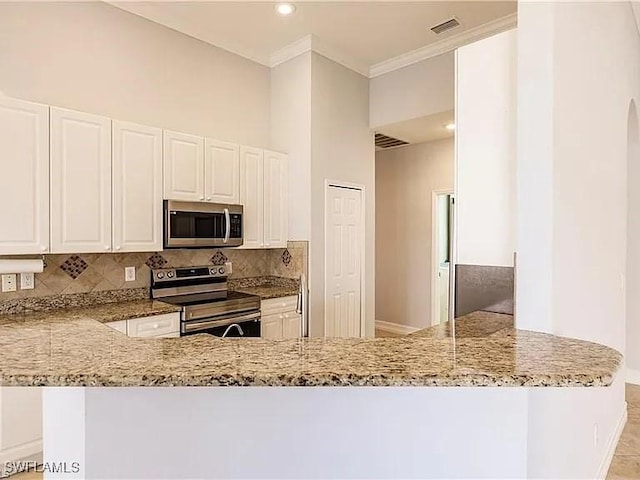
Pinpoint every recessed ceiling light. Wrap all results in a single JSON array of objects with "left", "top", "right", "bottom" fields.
[
  {"left": 445, "top": 123, "right": 456, "bottom": 131},
  {"left": 275, "top": 3, "right": 296, "bottom": 16}
]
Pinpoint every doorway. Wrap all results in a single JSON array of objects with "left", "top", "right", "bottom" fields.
[
  {"left": 432, "top": 190, "right": 454, "bottom": 325},
  {"left": 325, "top": 183, "right": 364, "bottom": 337}
]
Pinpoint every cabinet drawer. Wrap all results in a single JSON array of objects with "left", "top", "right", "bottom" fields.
[
  {"left": 261, "top": 295, "right": 298, "bottom": 316},
  {"left": 128, "top": 313, "right": 180, "bottom": 338},
  {"left": 105, "top": 320, "right": 127, "bottom": 334}
]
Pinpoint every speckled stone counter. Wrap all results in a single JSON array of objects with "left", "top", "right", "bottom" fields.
[
  {"left": 0, "top": 302, "right": 622, "bottom": 387},
  {"left": 229, "top": 276, "right": 299, "bottom": 299}
]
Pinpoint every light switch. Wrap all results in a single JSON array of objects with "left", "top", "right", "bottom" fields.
[{"left": 20, "top": 272, "right": 35, "bottom": 290}]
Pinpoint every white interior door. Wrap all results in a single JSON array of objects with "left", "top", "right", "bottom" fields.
[{"left": 325, "top": 185, "right": 363, "bottom": 338}]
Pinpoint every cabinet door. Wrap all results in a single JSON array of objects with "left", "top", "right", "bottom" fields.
[
  {"left": 112, "top": 121, "right": 163, "bottom": 252},
  {"left": 163, "top": 130, "right": 204, "bottom": 201},
  {"left": 239, "top": 146, "right": 264, "bottom": 248},
  {"left": 0, "top": 97, "right": 49, "bottom": 255},
  {"left": 263, "top": 150, "right": 289, "bottom": 248},
  {"left": 282, "top": 311, "right": 302, "bottom": 339},
  {"left": 261, "top": 313, "right": 283, "bottom": 339},
  {"left": 204, "top": 139, "right": 240, "bottom": 204},
  {"left": 51, "top": 108, "right": 111, "bottom": 253}
]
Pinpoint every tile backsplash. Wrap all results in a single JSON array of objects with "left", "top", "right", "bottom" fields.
[{"left": 0, "top": 241, "right": 308, "bottom": 301}]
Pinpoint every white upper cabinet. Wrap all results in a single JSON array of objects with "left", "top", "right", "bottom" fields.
[
  {"left": 163, "top": 130, "right": 204, "bottom": 201},
  {"left": 239, "top": 146, "right": 265, "bottom": 249},
  {"left": 239, "top": 148, "right": 288, "bottom": 249},
  {"left": 0, "top": 97, "right": 49, "bottom": 255},
  {"left": 204, "top": 139, "right": 240, "bottom": 204},
  {"left": 112, "top": 121, "right": 163, "bottom": 252},
  {"left": 50, "top": 108, "right": 112, "bottom": 254},
  {"left": 263, "top": 150, "right": 288, "bottom": 249}
]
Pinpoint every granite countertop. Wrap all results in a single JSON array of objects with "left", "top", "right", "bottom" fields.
[
  {"left": 229, "top": 276, "right": 299, "bottom": 299},
  {"left": 0, "top": 301, "right": 622, "bottom": 387}
]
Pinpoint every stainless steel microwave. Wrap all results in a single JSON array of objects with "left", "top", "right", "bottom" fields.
[{"left": 163, "top": 200, "right": 243, "bottom": 248}]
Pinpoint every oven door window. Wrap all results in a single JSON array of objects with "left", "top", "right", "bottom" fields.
[
  {"left": 184, "top": 319, "right": 261, "bottom": 337},
  {"left": 170, "top": 211, "right": 226, "bottom": 239}
]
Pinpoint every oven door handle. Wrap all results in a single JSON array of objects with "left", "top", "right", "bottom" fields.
[
  {"left": 183, "top": 311, "right": 260, "bottom": 333},
  {"left": 223, "top": 208, "right": 230, "bottom": 244}
]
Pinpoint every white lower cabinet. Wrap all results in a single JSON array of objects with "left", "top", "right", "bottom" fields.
[
  {"left": 105, "top": 313, "right": 180, "bottom": 339},
  {"left": 260, "top": 296, "right": 301, "bottom": 339}
]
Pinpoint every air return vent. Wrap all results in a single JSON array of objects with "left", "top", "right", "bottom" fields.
[
  {"left": 430, "top": 17, "right": 460, "bottom": 35},
  {"left": 375, "top": 133, "right": 409, "bottom": 149}
]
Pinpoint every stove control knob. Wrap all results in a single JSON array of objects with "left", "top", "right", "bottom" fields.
[
  {"left": 167, "top": 271, "right": 174, "bottom": 278},
  {"left": 156, "top": 272, "right": 165, "bottom": 279},
  {"left": 218, "top": 267, "right": 226, "bottom": 275},
  {"left": 209, "top": 268, "right": 217, "bottom": 275}
]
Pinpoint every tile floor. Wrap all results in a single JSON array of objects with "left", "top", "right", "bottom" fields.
[
  {"left": 7, "top": 384, "right": 640, "bottom": 479},
  {"left": 608, "top": 383, "right": 640, "bottom": 479}
]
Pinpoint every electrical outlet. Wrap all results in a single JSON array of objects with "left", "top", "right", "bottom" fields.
[
  {"left": 2, "top": 274, "right": 17, "bottom": 292},
  {"left": 20, "top": 272, "right": 35, "bottom": 290},
  {"left": 225, "top": 262, "right": 233, "bottom": 275},
  {"left": 125, "top": 267, "right": 136, "bottom": 282}
]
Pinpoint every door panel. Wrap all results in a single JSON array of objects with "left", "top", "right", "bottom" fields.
[
  {"left": 263, "top": 150, "right": 288, "bottom": 248},
  {"left": 204, "top": 139, "right": 240, "bottom": 204},
  {"left": 50, "top": 108, "right": 111, "bottom": 253},
  {"left": 163, "top": 131, "right": 204, "bottom": 201},
  {"left": 239, "top": 146, "right": 264, "bottom": 249},
  {"left": 261, "top": 314, "right": 282, "bottom": 339},
  {"left": 0, "top": 97, "right": 49, "bottom": 254},
  {"left": 325, "top": 186, "right": 362, "bottom": 338},
  {"left": 112, "top": 121, "right": 163, "bottom": 252}
]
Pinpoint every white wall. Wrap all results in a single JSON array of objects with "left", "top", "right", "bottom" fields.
[
  {"left": 0, "top": 388, "right": 42, "bottom": 471},
  {"left": 456, "top": 29, "right": 517, "bottom": 267},
  {"left": 627, "top": 100, "right": 640, "bottom": 376},
  {"left": 517, "top": 1, "right": 639, "bottom": 475},
  {"left": 310, "top": 53, "right": 375, "bottom": 338},
  {"left": 376, "top": 139, "right": 454, "bottom": 329},
  {"left": 270, "top": 53, "right": 312, "bottom": 241},
  {"left": 0, "top": 2, "right": 271, "bottom": 147},
  {"left": 369, "top": 53, "right": 454, "bottom": 129}
]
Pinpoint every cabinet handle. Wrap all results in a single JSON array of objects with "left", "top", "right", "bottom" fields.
[
  {"left": 41, "top": 246, "right": 47, "bottom": 252},
  {"left": 207, "top": 197, "right": 212, "bottom": 201},
  {"left": 105, "top": 245, "right": 110, "bottom": 250},
  {"left": 200, "top": 196, "right": 205, "bottom": 200},
  {"left": 153, "top": 324, "right": 159, "bottom": 329},
  {"left": 115, "top": 246, "right": 121, "bottom": 251}
]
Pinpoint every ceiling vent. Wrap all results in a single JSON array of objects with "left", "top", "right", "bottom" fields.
[
  {"left": 430, "top": 17, "right": 461, "bottom": 35},
  {"left": 375, "top": 133, "right": 409, "bottom": 149}
]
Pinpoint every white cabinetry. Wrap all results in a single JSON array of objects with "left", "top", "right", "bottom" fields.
[
  {"left": 205, "top": 139, "right": 240, "bottom": 204},
  {"left": 240, "top": 148, "right": 288, "bottom": 249},
  {"left": 0, "top": 387, "right": 42, "bottom": 471},
  {"left": 112, "top": 121, "right": 163, "bottom": 252},
  {"left": 0, "top": 97, "right": 49, "bottom": 255},
  {"left": 260, "top": 295, "right": 300, "bottom": 339},
  {"left": 105, "top": 313, "right": 180, "bottom": 338},
  {"left": 163, "top": 130, "right": 204, "bottom": 201},
  {"left": 50, "top": 108, "right": 112, "bottom": 253},
  {"left": 239, "top": 146, "right": 264, "bottom": 248},
  {"left": 263, "top": 150, "right": 289, "bottom": 248}
]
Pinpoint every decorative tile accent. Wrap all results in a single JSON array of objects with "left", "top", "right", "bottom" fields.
[
  {"left": 282, "top": 249, "right": 292, "bottom": 267},
  {"left": 60, "top": 255, "right": 88, "bottom": 279},
  {"left": 145, "top": 253, "right": 167, "bottom": 269},
  {"left": 211, "top": 250, "right": 228, "bottom": 266}
]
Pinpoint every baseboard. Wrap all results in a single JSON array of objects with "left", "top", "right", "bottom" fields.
[
  {"left": 627, "top": 368, "right": 640, "bottom": 385},
  {"left": 0, "top": 439, "right": 43, "bottom": 473},
  {"left": 375, "top": 320, "right": 420, "bottom": 335},
  {"left": 595, "top": 403, "right": 627, "bottom": 479}
]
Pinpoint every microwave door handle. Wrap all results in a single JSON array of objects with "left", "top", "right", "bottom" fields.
[{"left": 224, "top": 208, "right": 230, "bottom": 244}]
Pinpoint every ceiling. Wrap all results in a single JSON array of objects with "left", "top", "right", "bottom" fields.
[
  {"left": 376, "top": 110, "right": 454, "bottom": 150},
  {"left": 111, "top": 1, "right": 516, "bottom": 76}
]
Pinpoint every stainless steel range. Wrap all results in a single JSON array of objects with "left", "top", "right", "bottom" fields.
[{"left": 151, "top": 266, "right": 261, "bottom": 337}]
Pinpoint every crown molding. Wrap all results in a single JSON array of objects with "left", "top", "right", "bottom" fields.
[
  {"left": 270, "top": 35, "right": 370, "bottom": 77},
  {"left": 369, "top": 12, "right": 517, "bottom": 78},
  {"left": 270, "top": 35, "right": 313, "bottom": 68}
]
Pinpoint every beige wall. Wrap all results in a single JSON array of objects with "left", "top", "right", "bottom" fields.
[
  {"left": 310, "top": 53, "right": 375, "bottom": 338},
  {"left": 0, "top": 2, "right": 271, "bottom": 147},
  {"left": 375, "top": 138, "right": 454, "bottom": 329},
  {"left": 270, "top": 53, "right": 313, "bottom": 240},
  {"left": 369, "top": 53, "right": 454, "bottom": 129},
  {"left": 456, "top": 30, "right": 517, "bottom": 267}
]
